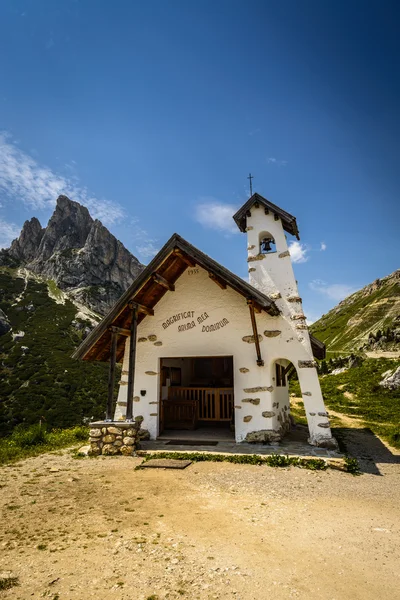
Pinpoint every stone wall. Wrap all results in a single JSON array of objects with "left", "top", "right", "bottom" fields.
[{"left": 88, "top": 418, "right": 143, "bottom": 456}]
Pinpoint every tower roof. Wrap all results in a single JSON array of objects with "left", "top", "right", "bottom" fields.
[{"left": 233, "top": 193, "right": 300, "bottom": 239}]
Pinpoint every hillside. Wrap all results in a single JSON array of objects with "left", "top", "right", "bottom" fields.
[
  {"left": 0, "top": 268, "right": 116, "bottom": 436},
  {"left": 310, "top": 270, "right": 400, "bottom": 353},
  {"left": 0, "top": 195, "right": 144, "bottom": 315}
]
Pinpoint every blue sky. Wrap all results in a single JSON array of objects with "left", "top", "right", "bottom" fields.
[{"left": 0, "top": 0, "right": 399, "bottom": 323}]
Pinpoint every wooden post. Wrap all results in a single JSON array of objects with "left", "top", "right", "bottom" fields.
[
  {"left": 106, "top": 329, "right": 118, "bottom": 421},
  {"left": 247, "top": 300, "right": 264, "bottom": 366},
  {"left": 126, "top": 303, "right": 138, "bottom": 421}
]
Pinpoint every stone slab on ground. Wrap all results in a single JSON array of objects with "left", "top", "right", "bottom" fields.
[{"left": 140, "top": 458, "right": 192, "bottom": 469}]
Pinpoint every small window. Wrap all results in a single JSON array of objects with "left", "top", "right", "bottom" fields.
[{"left": 275, "top": 363, "right": 286, "bottom": 387}]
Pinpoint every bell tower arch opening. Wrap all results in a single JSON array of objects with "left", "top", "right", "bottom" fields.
[{"left": 259, "top": 231, "right": 276, "bottom": 254}]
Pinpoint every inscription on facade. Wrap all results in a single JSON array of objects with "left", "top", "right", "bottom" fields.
[
  {"left": 162, "top": 310, "right": 229, "bottom": 334},
  {"left": 162, "top": 311, "right": 195, "bottom": 329}
]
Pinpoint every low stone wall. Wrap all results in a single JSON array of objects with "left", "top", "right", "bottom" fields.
[{"left": 88, "top": 417, "right": 143, "bottom": 456}]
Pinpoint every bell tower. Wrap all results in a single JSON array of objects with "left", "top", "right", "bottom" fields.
[{"left": 233, "top": 193, "right": 301, "bottom": 302}]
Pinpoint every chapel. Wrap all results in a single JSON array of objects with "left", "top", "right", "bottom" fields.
[{"left": 74, "top": 193, "right": 336, "bottom": 450}]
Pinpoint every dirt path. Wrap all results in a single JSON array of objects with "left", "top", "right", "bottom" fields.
[
  {"left": 1, "top": 447, "right": 399, "bottom": 600},
  {"left": 365, "top": 350, "right": 400, "bottom": 358}
]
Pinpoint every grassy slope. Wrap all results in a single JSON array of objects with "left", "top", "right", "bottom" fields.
[
  {"left": 0, "top": 269, "right": 117, "bottom": 436},
  {"left": 310, "top": 276, "right": 400, "bottom": 354},
  {"left": 290, "top": 358, "right": 400, "bottom": 448}
]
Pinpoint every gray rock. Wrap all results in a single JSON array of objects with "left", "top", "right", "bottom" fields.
[
  {"left": 9, "top": 217, "right": 44, "bottom": 262},
  {"left": 380, "top": 366, "right": 400, "bottom": 390},
  {"left": 5, "top": 196, "right": 144, "bottom": 316},
  {"left": 0, "top": 308, "right": 11, "bottom": 336},
  {"left": 244, "top": 430, "right": 281, "bottom": 443}
]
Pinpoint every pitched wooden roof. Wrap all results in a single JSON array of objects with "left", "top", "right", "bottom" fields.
[
  {"left": 72, "top": 233, "right": 280, "bottom": 363},
  {"left": 233, "top": 193, "right": 300, "bottom": 239}
]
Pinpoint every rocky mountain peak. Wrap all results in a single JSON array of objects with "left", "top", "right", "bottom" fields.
[
  {"left": 1, "top": 196, "right": 144, "bottom": 315},
  {"left": 9, "top": 217, "right": 44, "bottom": 262},
  {"left": 32, "top": 195, "right": 94, "bottom": 264}
]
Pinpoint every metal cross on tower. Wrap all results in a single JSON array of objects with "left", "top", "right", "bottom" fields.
[{"left": 247, "top": 172, "right": 254, "bottom": 197}]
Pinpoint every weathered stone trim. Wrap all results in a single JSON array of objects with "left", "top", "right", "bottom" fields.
[
  {"left": 245, "top": 430, "right": 281, "bottom": 443},
  {"left": 245, "top": 226, "right": 253, "bottom": 231},
  {"left": 150, "top": 413, "right": 158, "bottom": 417},
  {"left": 247, "top": 254, "right": 266, "bottom": 263},
  {"left": 145, "top": 371, "right": 158, "bottom": 375},
  {"left": 248, "top": 267, "right": 256, "bottom": 272},
  {"left": 154, "top": 341, "right": 163, "bottom": 346},
  {"left": 291, "top": 314, "right": 307, "bottom": 321},
  {"left": 243, "top": 386, "right": 268, "bottom": 393},
  {"left": 88, "top": 419, "right": 142, "bottom": 456},
  {"left": 309, "top": 412, "right": 316, "bottom": 416},
  {"left": 296, "top": 324, "right": 308, "bottom": 330},
  {"left": 239, "top": 367, "right": 250, "bottom": 373},
  {"left": 119, "top": 380, "right": 128, "bottom": 386},
  {"left": 242, "top": 334, "right": 263, "bottom": 343},
  {"left": 242, "top": 398, "right": 260, "bottom": 405},
  {"left": 117, "top": 401, "right": 127, "bottom": 407},
  {"left": 318, "top": 422, "right": 330, "bottom": 428},
  {"left": 270, "top": 292, "right": 282, "bottom": 299},
  {"left": 298, "top": 360, "right": 317, "bottom": 369},
  {"left": 138, "top": 337, "right": 147, "bottom": 343},
  {"left": 234, "top": 405, "right": 242, "bottom": 409},
  {"left": 247, "top": 244, "right": 256, "bottom": 250},
  {"left": 318, "top": 412, "right": 328, "bottom": 417},
  {"left": 133, "top": 396, "right": 140, "bottom": 402},
  {"left": 287, "top": 296, "right": 302, "bottom": 303},
  {"left": 262, "top": 411, "right": 276, "bottom": 418},
  {"left": 278, "top": 250, "right": 290, "bottom": 258},
  {"left": 263, "top": 330, "right": 281, "bottom": 337},
  {"left": 148, "top": 335, "right": 157, "bottom": 342},
  {"left": 243, "top": 415, "right": 252, "bottom": 422},
  {"left": 266, "top": 386, "right": 274, "bottom": 392},
  {"left": 122, "top": 370, "right": 129, "bottom": 376}
]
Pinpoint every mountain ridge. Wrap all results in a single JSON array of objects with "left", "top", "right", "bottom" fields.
[
  {"left": 1, "top": 195, "right": 144, "bottom": 315},
  {"left": 310, "top": 269, "right": 400, "bottom": 354}
]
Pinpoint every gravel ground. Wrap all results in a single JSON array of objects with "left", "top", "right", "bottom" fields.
[{"left": 0, "top": 434, "right": 399, "bottom": 600}]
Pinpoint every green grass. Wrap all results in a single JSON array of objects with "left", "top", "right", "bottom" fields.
[
  {"left": 0, "top": 424, "right": 88, "bottom": 465},
  {"left": 139, "top": 451, "right": 334, "bottom": 472},
  {"left": 310, "top": 277, "right": 400, "bottom": 352},
  {"left": 0, "top": 268, "right": 118, "bottom": 435},
  {"left": 290, "top": 358, "right": 400, "bottom": 449}
]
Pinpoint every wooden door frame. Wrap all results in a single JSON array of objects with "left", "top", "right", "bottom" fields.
[{"left": 158, "top": 355, "right": 234, "bottom": 435}]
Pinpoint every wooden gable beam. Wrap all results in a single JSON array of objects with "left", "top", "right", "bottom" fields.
[
  {"left": 152, "top": 273, "right": 175, "bottom": 291},
  {"left": 174, "top": 248, "right": 196, "bottom": 267},
  {"left": 110, "top": 326, "right": 131, "bottom": 337},
  {"left": 129, "top": 301, "right": 154, "bottom": 316},
  {"left": 208, "top": 273, "right": 227, "bottom": 289}
]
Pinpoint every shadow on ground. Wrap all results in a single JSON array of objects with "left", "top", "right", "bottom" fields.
[
  {"left": 332, "top": 426, "right": 400, "bottom": 475},
  {"left": 142, "top": 424, "right": 399, "bottom": 475}
]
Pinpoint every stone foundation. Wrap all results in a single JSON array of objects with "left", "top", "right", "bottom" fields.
[{"left": 88, "top": 417, "right": 144, "bottom": 456}]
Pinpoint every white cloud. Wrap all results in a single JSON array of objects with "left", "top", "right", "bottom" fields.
[
  {"left": 267, "top": 157, "right": 287, "bottom": 167},
  {"left": 0, "top": 219, "right": 20, "bottom": 249},
  {"left": 320, "top": 242, "right": 327, "bottom": 251},
  {"left": 288, "top": 240, "right": 308, "bottom": 263},
  {"left": 129, "top": 218, "right": 159, "bottom": 262},
  {"left": 136, "top": 242, "right": 159, "bottom": 260},
  {"left": 0, "top": 132, "right": 124, "bottom": 225},
  {"left": 194, "top": 199, "right": 238, "bottom": 234},
  {"left": 309, "top": 279, "right": 357, "bottom": 302}
]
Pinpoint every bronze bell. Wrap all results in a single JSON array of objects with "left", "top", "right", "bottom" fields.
[{"left": 261, "top": 237, "right": 274, "bottom": 253}]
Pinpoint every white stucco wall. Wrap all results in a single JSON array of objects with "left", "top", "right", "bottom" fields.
[{"left": 114, "top": 258, "right": 335, "bottom": 447}]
